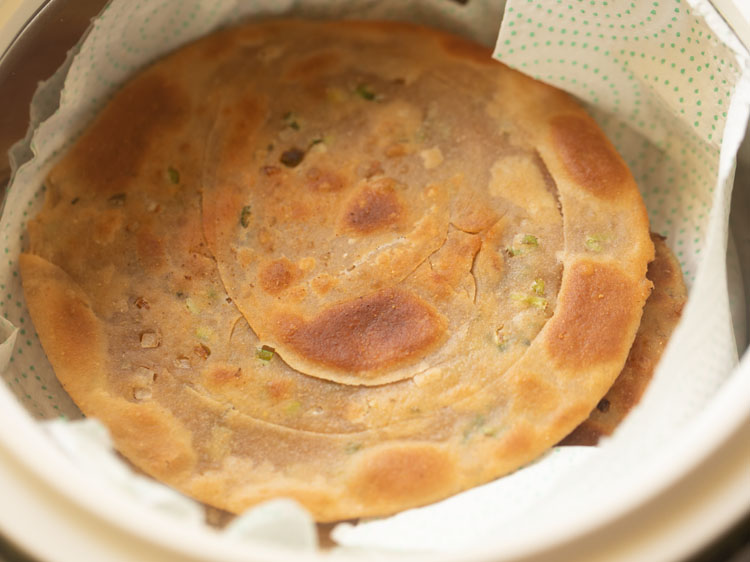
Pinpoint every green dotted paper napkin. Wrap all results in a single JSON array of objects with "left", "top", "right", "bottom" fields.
[
  {"left": 496, "top": 0, "right": 743, "bottom": 283},
  {"left": 0, "top": 0, "right": 748, "bottom": 554}
]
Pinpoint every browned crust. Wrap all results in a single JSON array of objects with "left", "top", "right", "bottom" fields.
[
  {"left": 560, "top": 234, "right": 687, "bottom": 445},
  {"left": 340, "top": 183, "right": 404, "bottom": 234},
  {"left": 545, "top": 261, "right": 650, "bottom": 369},
  {"left": 259, "top": 258, "right": 301, "bottom": 295},
  {"left": 549, "top": 114, "right": 630, "bottom": 199},
  {"left": 275, "top": 288, "right": 446, "bottom": 376},
  {"left": 347, "top": 444, "right": 459, "bottom": 509},
  {"left": 48, "top": 73, "right": 189, "bottom": 197}
]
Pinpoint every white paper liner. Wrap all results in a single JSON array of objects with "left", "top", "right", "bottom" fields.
[{"left": 0, "top": 0, "right": 748, "bottom": 556}]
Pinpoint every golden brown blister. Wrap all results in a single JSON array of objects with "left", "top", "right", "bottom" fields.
[
  {"left": 22, "top": 20, "right": 653, "bottom": 521},
  {"left": 560, "top": 234, "right": 687, "bottom": 446}
]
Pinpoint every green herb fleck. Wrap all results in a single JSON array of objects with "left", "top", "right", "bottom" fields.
[
  {"left": 240, "top": 205, "right": 252, "bottom": 228},
  {"left": 355, "top": 83, "right": 376, "bottom": 101},
  {"left": 195, "top": 326, "right": 213, "bottom": 341},
  {"left": 167, "top": 166, "right": 180, "bottom": 184},
  {"left": 285, "top": 400, "right": 302, "bottom": 415},
  {"left": 256, "top": 345, "right": 275, "bottom": 362},
  {"left": 511, "top": 292, "right": 548, "bottom": 309},
  {"left": 507, "top": 234, "right": 540, "bottom": 256},
  {"left": 309, "top": 137, "right": 324, "bottom": 147},
  {"left": 345, "top": 442, "right": 363, "bottom": 454},
  {"left": 585, "top": 234, "right": 606, "bottom": 252},
  {"left": 463, "top": 414, "right": 487, "bottom": 442},
  {"left": 280, "top": 147, "right": 305, "bottom": 168},
  {"left": 482, "top": 427, "right": 498, "bottom": 437},
  {"left": 531, "top": 278, "right": 545, "bottom": 295},
  {"left": 70, "top": 197, "right": 79, "bottom": 205}
]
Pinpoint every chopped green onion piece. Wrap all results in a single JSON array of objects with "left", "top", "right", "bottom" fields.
[
  {"left": 463, "top": 414, "right": 487, "bottom": 442},
  {"left": 585, "top": 234, "right": 605, "bottom": 252},
  {"left": 256, "top": 345, "right": 275, "bottom": 361},
  {"left": 167, "top": 166, "right": 180, "bottom": 184},
  {"left": 507, "top": 234, "right": 540, "bottom": 256},
  {"left": 240, "top": 205, "right": 252, "bottom": 228},
  {"left": 345, "top": 442, "right": 363, "bottom": 454},
  {"left": 195, "top": 326, "right": 213, "bottom": 341},
  {"left": 511, "top": 292, "right": 548, "bottom": 309},
  {"left": 285, "top": 400, "right": 302, "bottom": 415},
  {"left": 355, "top": 84, "right": 376, "bottom": 100},
  {"left": 531, "top": 278, "right": 545, "bottom": 295},
  {"left": 528, "top": 296, "right": 548, "bottom": 309}
]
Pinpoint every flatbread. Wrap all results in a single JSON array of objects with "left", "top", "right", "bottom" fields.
[
  {"left": 560, "top": 234, "right": 686, "bottom": 446},
  {"left": 20, "top": 20, "right": 654, "bottom": 521}
]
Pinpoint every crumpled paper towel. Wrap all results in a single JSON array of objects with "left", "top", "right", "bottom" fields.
[
  {"left": 42, "top": 417, "right": 320, "bottom": 551},
  {"left": 0, "top": 0, "right": 748, "bottom": 556}
]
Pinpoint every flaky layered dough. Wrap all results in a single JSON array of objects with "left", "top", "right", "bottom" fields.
[{"left": 21, "top": 20, "right": 654, "bottom": 521}]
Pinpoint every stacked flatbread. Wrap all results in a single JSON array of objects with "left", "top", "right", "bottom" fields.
[
  {"left": 562, "top": 234, "right": 686, "bottom": 445},
  {"left": 20, "top": 19, "right": 681, "bottom": 522}
]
